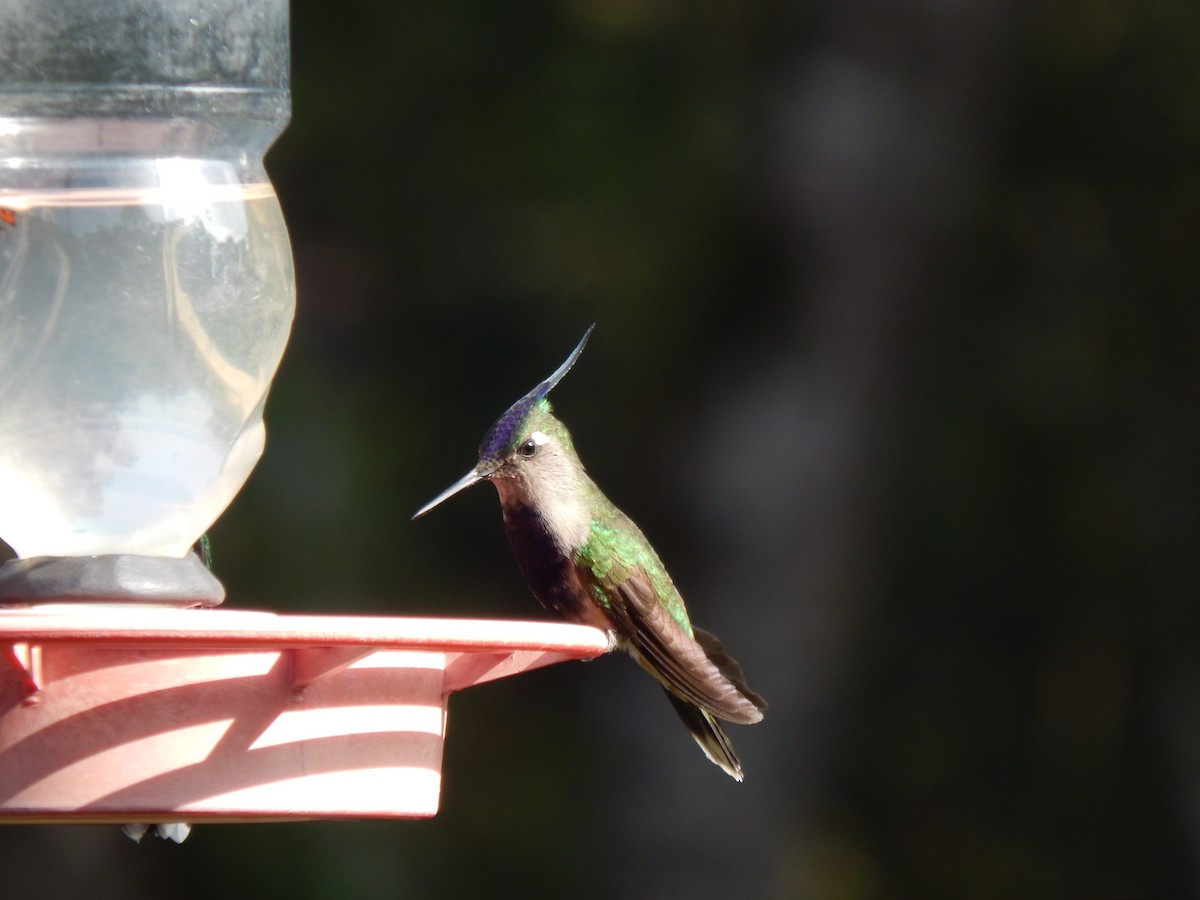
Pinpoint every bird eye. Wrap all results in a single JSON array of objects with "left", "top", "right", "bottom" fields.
[{"left": 519, "top": 437, "right": 538, "bottom": 458}]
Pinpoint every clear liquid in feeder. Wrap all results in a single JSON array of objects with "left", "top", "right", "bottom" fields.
[{"left": 0, "top": 177, "right": 293, "bottom": 557}]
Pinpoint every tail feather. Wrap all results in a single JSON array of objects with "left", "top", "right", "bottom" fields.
[{"left": 663, "top": 689, "right": 745, "bottom": 781}]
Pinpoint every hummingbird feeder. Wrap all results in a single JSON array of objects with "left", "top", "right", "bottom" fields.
[{"left": 0, "top": 0, "right": 608, "bottom": 829}]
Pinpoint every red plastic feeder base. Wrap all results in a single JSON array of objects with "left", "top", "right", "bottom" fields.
[{"left": 0, "top": 609, "right": 610, "bottom": 824}]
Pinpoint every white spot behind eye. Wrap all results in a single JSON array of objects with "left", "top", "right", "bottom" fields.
[{"left": 517, "top": 430, "right": 550, "bottom": 459}]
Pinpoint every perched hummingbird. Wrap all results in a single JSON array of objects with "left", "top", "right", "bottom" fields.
[{"left": 413, "top": 326, "right": 766, "bottom": 780}]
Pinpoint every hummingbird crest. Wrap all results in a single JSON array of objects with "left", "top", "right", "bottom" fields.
[
  {"left": 477, "top": 324, "right": 593, "bottom": 463},
  {"left": 415, "top": 325, "right": 766, "bottom": 780}
]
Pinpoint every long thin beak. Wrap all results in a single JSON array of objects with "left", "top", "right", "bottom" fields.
[{"left": 412, "top": 469, "right": 486, "bottom": 519}]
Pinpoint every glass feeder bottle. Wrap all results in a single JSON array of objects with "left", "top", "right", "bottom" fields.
[{"left": 0, "top": 0, "right": 294, "bottom": 584}]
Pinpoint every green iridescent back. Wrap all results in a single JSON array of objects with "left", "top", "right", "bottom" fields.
[{"left": 576, "top": 513, "right": 694, "bottom": 638}]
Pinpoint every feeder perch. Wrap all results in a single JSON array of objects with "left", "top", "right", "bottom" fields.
[{"left": 0, "top": 609, "right": 610, "bottom": 823}]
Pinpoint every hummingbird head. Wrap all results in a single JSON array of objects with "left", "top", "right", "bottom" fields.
[{"left": 413, "top": 325, "right": 594, "bottom": 520}]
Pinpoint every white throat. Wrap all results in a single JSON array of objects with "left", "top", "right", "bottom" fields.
[{"left": 518, "top": 430, "right": 592, "bottom": 554}]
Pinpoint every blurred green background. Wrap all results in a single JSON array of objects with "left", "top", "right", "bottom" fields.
[{"left": 4, "top": 0, "right": 1200, "bottom": 897}]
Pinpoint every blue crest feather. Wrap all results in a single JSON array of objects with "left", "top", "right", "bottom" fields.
[{"left": 478, "top": 324, "right": 594, "bottom": 460}]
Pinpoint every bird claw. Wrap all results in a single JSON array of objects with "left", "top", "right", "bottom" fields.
[{"left": 122, "top": 822, "right": 191, "bottom": 843}]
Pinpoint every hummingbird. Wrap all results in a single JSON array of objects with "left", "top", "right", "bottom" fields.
[{"left": 413, "top": 326, "right": 766, "bottom": 780}]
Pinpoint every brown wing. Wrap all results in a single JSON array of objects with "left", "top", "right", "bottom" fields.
[
  {"left": 593, "top": 564, "right": 765, "bottom": 725},
  {"left": 694, "top": 627, "right": 768, "bottom": 712}
]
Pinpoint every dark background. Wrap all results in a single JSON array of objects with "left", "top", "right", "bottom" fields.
[{"left": 4, "top": 0, "right": 1200, "bottom": 897}]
